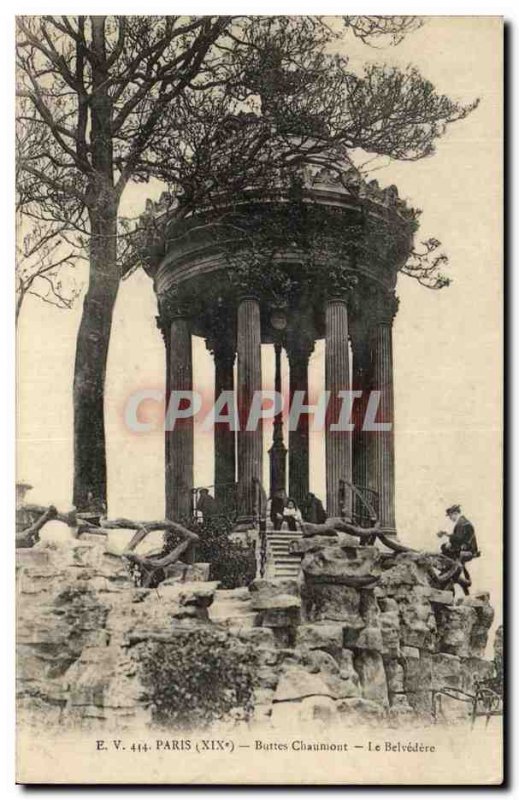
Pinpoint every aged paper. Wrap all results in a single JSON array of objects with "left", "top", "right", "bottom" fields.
[{"left": 16, "top": 15, "right": 503, "bottom": 784}]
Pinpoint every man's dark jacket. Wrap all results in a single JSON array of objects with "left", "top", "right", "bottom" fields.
[{"left": 450, "top": 515, "right": 478, "bottom": 554}]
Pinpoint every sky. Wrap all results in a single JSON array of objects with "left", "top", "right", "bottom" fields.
[{"left": 17, "top": 17, "right": 502, "bottom": 619}]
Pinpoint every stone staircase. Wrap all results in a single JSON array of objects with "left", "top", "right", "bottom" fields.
[
  {"left": 209, "top": 586, "right": 258, "bottom": 628},
  {"left": 265, "top": 528, "right": 303, "bottom": 579}
]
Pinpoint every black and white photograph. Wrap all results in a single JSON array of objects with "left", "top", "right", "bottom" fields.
[{"left": 11, "top": 9, "right": 504, "bottom": 785}]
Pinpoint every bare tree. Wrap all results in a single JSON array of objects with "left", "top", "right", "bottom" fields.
[
  {"left": 16, "top": 218, "right": 81, "bottom": 323},
  {"left": 16, "top": 15, "right": 474, "bottom": 512}
]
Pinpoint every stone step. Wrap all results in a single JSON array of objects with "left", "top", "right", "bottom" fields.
[
  {"left": 214, "top": 587, "right": 251, "bottom": 601},
  {"left": 270, "top": 555, "right": 301, "bottom": 563},
  {"left": 269, "top": 544, "right": 301, "bottom": 551}
]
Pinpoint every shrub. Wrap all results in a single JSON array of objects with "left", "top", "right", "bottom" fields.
[
  {"left": 158, "top": 516, "right": 256, "bottom": 589},
  {"left": 189, "top": 517, "right": 257, "bottom": 589},
  {"left": 137, "top": 628, "right": 257, "bottom": 729}
]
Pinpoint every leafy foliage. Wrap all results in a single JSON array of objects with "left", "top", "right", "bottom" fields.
[
  {"left": 191, "top": 517, "right": 257, "bottom": 589},
  {"left": 158, "top": 516, "right": 256, "bottom": 589},
  {"left": 138, "top": 628, "right": 258, "bottom": 728}
]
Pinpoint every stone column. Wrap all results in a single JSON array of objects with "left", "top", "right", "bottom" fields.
[
  {"left": 350, "top": 317, "right": 373, "bottom": 493},
  {"left": 269, "top": 341, "right": 287, "bottom": 497},
  {"left": 286, "top": 334, "right": 314, "bottom": 507},
  {"left": 167, "top": 315, "right": 193, "bottom": 521},
  {"left": 156, "top": 315, "right": 172, "bottom": 517},
  {"left": 207, "top": 337, "right": 236, "bottom": 505},
  {"left": 325, "top": 297, "right": 352, "bottom": 519},
  {"left": 371, "top": 292, "right": 398, "bottom": 534},
  {"left": 236, "top": 296, "right": 263, "bottom": 522}
]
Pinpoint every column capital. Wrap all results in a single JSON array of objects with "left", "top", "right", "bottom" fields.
[
  {"left": 324, "top": 260, "right": 359, "bottom": 301},
  {"left": 204, "top": 304, "right": 236, "bottom": 367},
  {"left": 285, "top": 336, "right": 315, "bottom": 368},
  {"left": 206, "top": 337, "right": 236, "bottom": 369},
  {"left": 156, "top": 289, "right": 191, "bottom": 329},
  {"left": 369, "top": 288, "right": 399, "bottom": 326},
  {"left": 285, "top": 308, "right": 316, "bottom": 368},
  {"left": 349, "top": 281, "right": 399, "bottom": 328},
  {"left": 237, "top": 292, "right": 261, "bottom": 305}
]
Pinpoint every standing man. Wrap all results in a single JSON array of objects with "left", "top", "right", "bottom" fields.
[
  {"left": 270, "top": 488, "right": 287, "bottom": 531},
  {"left": 196, "top": 488, "right": 218, "bottom": 521},
  {"left": 302, "top": 492, "right": 327, "bottom": 524}
]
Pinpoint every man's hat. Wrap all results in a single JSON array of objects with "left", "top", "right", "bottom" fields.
[{"left": 446, "top": 504, "right": 461, "bottom": 516}]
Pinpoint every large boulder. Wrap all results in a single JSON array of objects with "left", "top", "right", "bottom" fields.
[
  {"left": 273, "top": 667, "right": 333, "bottom": 702},
  {"left": 301, "top": 544, "right": 381, "bottom": 587},
  {"left": 436, "top": 604, "right": 477, "bottom": 657},
  {"left": 290, "top": 532, "right": 360, "bottom": 555},
  {"left": 463, "top": 593, "right": 495, "bottom": 657},
  {"left": 295, "top": 623, "right": 344, "bottom": 661},
  {"left": 384, "top": 659, "right": 405, "bottom": 693},
  {"left": 378, "top": 552, "right": 431, "bottom": 591},
  {"left": 303, "top": 583, "right": 363, "bottom": 628},
  {"left": 398, "top": 586, "right": 437, "bottom": 650},
  {"left": 378, "top": 597, "right": 401, "bottom": 657}
]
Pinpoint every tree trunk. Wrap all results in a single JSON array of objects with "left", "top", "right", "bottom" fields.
[
  {"left": 73, "top": 211, "right": 119, "bottom": 512},
  {"left": 73, "top": 16, "right": 118, "bottom": 512}
]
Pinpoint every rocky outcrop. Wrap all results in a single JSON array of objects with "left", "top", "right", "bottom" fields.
[{"left": 16, "top": 532, "right": 500, "bottom": 731}]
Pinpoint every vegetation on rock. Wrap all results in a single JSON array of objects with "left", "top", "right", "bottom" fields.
[{"left": 137, "top": 628, "right": 257, "bottom": 729}]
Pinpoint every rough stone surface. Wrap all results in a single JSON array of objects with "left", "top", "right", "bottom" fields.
[
  {"left": 336, "top": 697, "right": 386, "bottom": 726},
  {"left": 17, "top": 532, "right": 499, "bottom": 731},
  {"left": 398, "top": 587, "right": 437, "bottom": 650},
  {"left": 303, "top": 583, "right": 363, "bottom": 626},
  {"left": 249, "top": 577, "right": 300, "bottom": 598},
  {"left": 295, "top": 623, "right": 344, "bottom": 661},
  {"left": 385, "top": 660, "right": 405, "bottom": 694},
  {"left": 404, "top": 651, "right": 432, "bottom": 693},
  {"left": 273, "top": 667, "right": 333, "bottom": 702},
  {"left": 436, "top": 604, "right": 478, "bottom": 658},
  {"left": 251, "top": 594, "right": 301, "bottom": 612},
  {"left": 463, "top": 594, "right": 495, "bottom": 658},
  {"left": 290, "top": 533, "right": 360, "bottom": 555},
  {"left": 302, "top": 545, "right": 381, "bottom": 587},
  {"left": 378, "top": 597, "right": 401, "bottom": 657},
  {"left": 431, "top": 653, "right": 461, "bottom": 690},
  {"left": 162, "top": 562, "right": 211, "bottom": 583},
  {"left": 354, "top": 651, "right": 389, "bottom": 707}
]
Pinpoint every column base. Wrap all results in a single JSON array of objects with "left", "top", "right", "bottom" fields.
[{"left": 379, "top": 526, "right": 398, "bottom": 537}]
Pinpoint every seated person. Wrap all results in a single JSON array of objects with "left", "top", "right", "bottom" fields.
[
  {"left": 282, "top": 498, "right": 303, "bottom": 532},
  {"left": 436, "top": 504, "right": 479, "bottom": 594}
]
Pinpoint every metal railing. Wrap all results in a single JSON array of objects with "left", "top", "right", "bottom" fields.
[
  {"left": 252, "top": 477, "right": 268, "bottom": 578},
  {"left": 338, "top": 479, "right": 379, "bottom": 527}
]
